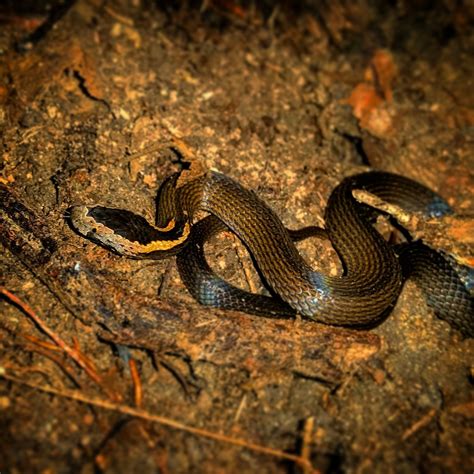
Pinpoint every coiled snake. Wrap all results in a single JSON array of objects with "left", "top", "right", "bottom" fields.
[{"left": 70, "top": 167, "right": 473, "bottom": 337}]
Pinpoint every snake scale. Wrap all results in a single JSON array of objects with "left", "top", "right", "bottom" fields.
[{"left": 70, "top": 167, "right": 473, "bottom": 337}]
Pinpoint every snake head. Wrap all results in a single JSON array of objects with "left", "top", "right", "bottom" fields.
[{"left": 68, "top": 205, "right": 191, "bottom": 259}]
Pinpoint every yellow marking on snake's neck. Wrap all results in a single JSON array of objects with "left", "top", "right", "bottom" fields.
[
  {"left": 155, "top": 218, "right": 177, "bottom": 232},
  {"left": 127, "top": 221, "right": 191, "bottom": 254}
]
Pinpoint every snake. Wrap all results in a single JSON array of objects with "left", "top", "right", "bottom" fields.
[{"left": 69, "top": 168, "right": 474, "bottom": 337}]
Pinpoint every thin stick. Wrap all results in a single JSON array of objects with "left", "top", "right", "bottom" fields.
[
  {"left": 301, "top": 417, "right": 316, "bottom": 474},
  {"left": 402, "top": 409, "right": 436, "bottom": 441},
  {"left": 0, "top": 287, "right": 102, "bottom": 384},
  {"left": 126, "top": 142, "right": 164, "bottom": 161},
  {"left": 1, "top": 371, "right": 312, "bottom": 469},
  {"left": 129, "top": 358, "right": 143, "bottom": 408},
  {"left": 232, "top": 235, "right": 259, "bottom": 293}
]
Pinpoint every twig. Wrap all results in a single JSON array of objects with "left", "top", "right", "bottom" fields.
[
  {"left": 103, "top": 5, "right": 134, "bottom": 26},
  {"left": 153, "top": 353, "right": 193, "bottom": 399},
  {"left": 25, "top": 345, "right": 83, "bottom": 388},
  {"left": 233, "top": 394, "right": 247, "bottom": 423},
  {"left": 0, "top": 287, "right": 118, "bottom": 400},
  {"left": 402, "top": 409, "right": 437, "bottom": 441},
  {"left": 129, "top": 358, "right": 143, "bottom": 408},
  {"left": 22, "top": 334, "right": 61, "bottom": 352},
  {"left": 1, "top": 363, "right": 53, "bottom": 383},
  {"left": 232, "top": 236, "right": 259, "bottom": 293},
  {"left": 1, "top": 288, "right": 101, "bottom": 382},
  {"left": 126, "top": 142, "right": 164, "bottom": 161},
  {"left": 301, "top": 417, "right": 317, "bottom": 474},
  {"left": 0, "top": 371, "right": 313, "bottom": 470}
]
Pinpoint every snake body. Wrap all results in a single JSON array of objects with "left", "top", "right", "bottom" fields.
[
  {"left": 176, "top": 215, "right": 326, "bottom": 320},
  {"left": 70, "top": 169, "right": 474, "bottom": 336}
]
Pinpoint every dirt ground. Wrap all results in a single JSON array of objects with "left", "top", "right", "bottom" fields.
[{"left": 1, "top": 1, "right": 473, "bottom": 473}]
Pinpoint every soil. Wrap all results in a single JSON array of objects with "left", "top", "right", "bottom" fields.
[{"left": 1, "top": 1, "right": 473, "bottom": 473}]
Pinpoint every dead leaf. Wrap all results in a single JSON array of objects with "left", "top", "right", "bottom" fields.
[{"left": 346, "top": 49, "right": 398, "bottom": 136}]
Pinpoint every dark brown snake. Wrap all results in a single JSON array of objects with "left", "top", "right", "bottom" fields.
[{"left": 70, "top": 169, "right": 473, "bottom": 337}]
